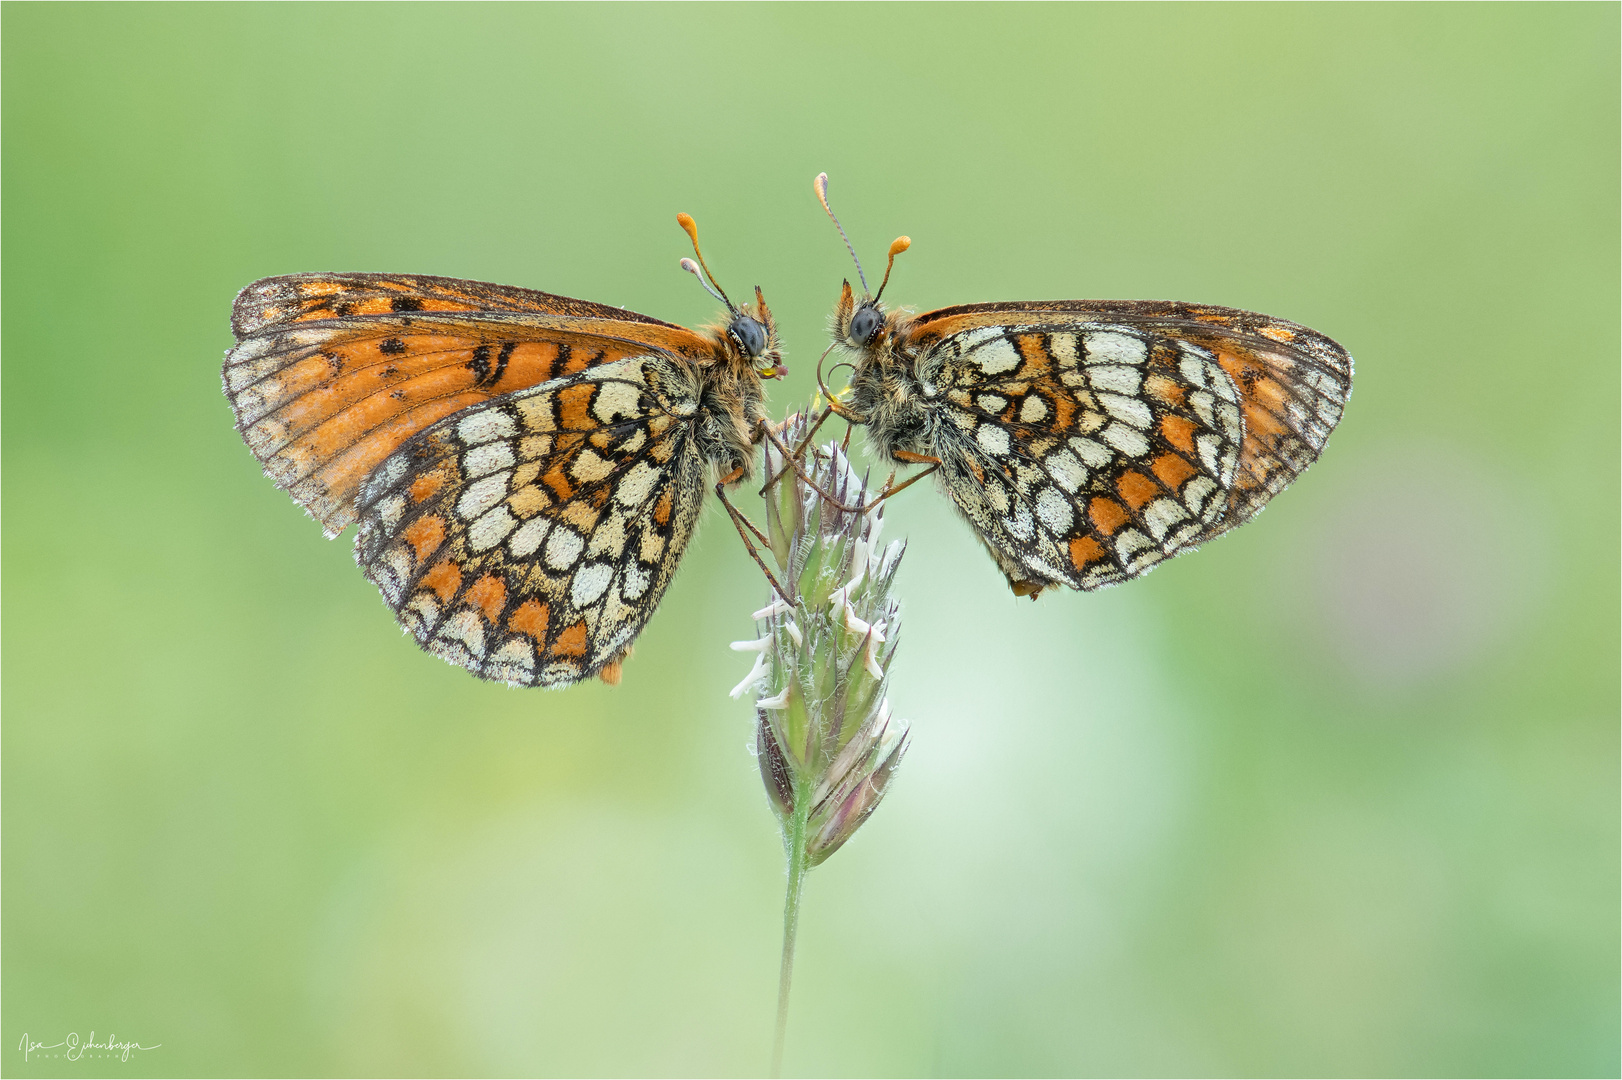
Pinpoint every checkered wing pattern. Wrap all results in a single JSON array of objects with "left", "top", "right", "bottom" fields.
[
  {"left": 907, "top": 302, "right": 1351, "bottom": 590},
  {"left": 353, "top": 356, "right": 708, "bottom": 687}
]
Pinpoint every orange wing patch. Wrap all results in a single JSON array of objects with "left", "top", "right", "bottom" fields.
[
  {"left": 1067, "top": 535, "right": 1108, "bottom": 574},
  {"left": 507, "top": 599, "right": 550, "bottom": 642},
  {"left": 420, "top": 560, "right": 461, "bottom": 602},
  {"left": 1088, "top": 497, "right": 1130, "bottom": 536},
  {"left": 1188, "top": 332, "right": 1350, "bottom": 528},
  {"left": 225, "top": 314, "right": 714, "bottom": 536},
  {"left": 465, "top": 574, "right": 508, "bottom": 624},
  {"left": 401, "top": 514, "right": 446, "bottom": 562}
]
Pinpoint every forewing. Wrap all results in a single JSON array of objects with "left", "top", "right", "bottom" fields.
[
  {"left": 353, "top": 356, "right": 707, "bottom": 687},
  {"left": 908, "top": 302, "right": 1350, "bottom": 589},
  {"left": 232, "top": 272, "right": 683, "bottom": 337},
  {"left": 223, "top": 305, "right": 718, "bottom": 536}
]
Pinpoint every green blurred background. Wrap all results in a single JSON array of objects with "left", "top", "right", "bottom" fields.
[{"left": 4, "top": 4, "right": 1617, "bottom": 1076}]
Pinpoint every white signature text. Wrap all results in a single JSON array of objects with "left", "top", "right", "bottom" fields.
[{"left": 19, "top": 1031, "right": 160, "bottom": 1063}]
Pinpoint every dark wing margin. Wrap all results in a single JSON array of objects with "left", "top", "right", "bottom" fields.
[{"left": 232, "top": 272, "right": 682, "bottom": 338}]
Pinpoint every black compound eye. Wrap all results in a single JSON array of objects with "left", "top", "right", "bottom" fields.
[
  {"left": 849, "top": 305, "right": 881, "bottom": 346},
  {"left": 730, "top": 315, "right": 767, "bottom": 357}
]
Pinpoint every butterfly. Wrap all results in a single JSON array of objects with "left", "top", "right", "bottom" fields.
[
  {"left": 811, "top": 173, "right": 1353, "bottom": 598},
  {"left": 222, "top": 215, "right": 786, "bottom": 688}
]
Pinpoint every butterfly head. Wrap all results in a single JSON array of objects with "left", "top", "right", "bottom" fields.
[
  {"left": 848, "top": 301, "right": 884, "bottom": 348},
  {"left": 832, "top": 258, "right": 906, "bottom": 351},
  {"left": 728, "top": 286, "right": 786, "bottom": 380},
  {"left": 677, "top": 214, "right": 787, "bottom": 381},
  {"left": 815, "top": 174, "right": 909, "bottom": 354}
]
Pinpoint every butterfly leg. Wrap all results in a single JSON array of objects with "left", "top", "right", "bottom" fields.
[
  {"left": 715, "top": 468, "right": 795, "bottom": 605},
  {"left": 790, "top": 404, "right": 837, "bottom": 460},
  {"left": 754, "top": 407, "right": 838, "bottom": 499},
  {"left": 754, "top": 420, "right": 870, "bottom": 513},
  {"left": 854, "top": 450, "right": 943, "bottom": 510}
]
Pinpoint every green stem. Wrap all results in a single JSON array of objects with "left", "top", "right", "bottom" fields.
[{"left": 772, "top": 795, "right": 810, "bottom": 1078}]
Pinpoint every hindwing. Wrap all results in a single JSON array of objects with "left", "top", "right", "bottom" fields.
[
  {"left": 901, "top": 302, "right": 1351, "bottom": 592},
  {"left": 353, "top": 356, "right": 707, "bottom": 687}
]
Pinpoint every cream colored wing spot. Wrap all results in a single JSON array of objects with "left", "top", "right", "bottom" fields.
[
  {"left": 1102, "top": 423, "right": 1150, "bottom": 457},
  {"left": 1044, "top": 448, "right": 1089, "bottom": 493},
  {"left": 590, "top": 378, "right": 645, "bottom": 422},
  {"left": 1085, "top": 331, "right": 1148, "bottom": 366},
  {"left": 968, "top": 336, "right": 1020, "bottom": 375},
  {"left": 1097, "top": 392, "right": 1152, "bottom": 429},
  {"left": 570, "top": 563, "right": 614, "bottom": 607},
  {"left": 586, "top": 511, "right": 627, "bottom": 558},
  {"left": 1035, "top": 487, "right": 1074, "bottom": 532},
  {"left": 1006, "top": 502, "right": 1036, "bottom": 541},
  {"left": 572, "top": 449, "right": 616, "bottom": 483},
  {"left": 1088, "top": 365, "right": 1142, "bottom": 396},
  {"left": 623, "top": 565, "right": 652, "bottom": 600},
  {"left": 1141, "top": 497, "right": 1190, "bottom": 542},
  {"left": 543, "top": 525, "right": 585, "bottom": 570},
  {"left": 468, "top": 506, "right": 518, "bottom": 552},
  {"left": 1069, "top": 437, "right": 1113, "bottom": 468},
  {"left": 463, "top": 442, "right": 515, "bottom": 477},
  {"left": 457, "top": 472, "right": 511, "bottom": 520},
  {"left": 614, "top": 461, "right": 660, "bottom": 507},
  {"left": 508, "top": 515, "right": 551, "bottom": 558},
  {"left": 1048, "top": 332, "right": 1080, "bottom": 364},
  {"left": 458, "top": 409, "right": 516, "bottom": 445},
  {"left": 976, "top": 425, "right": 1011, "bottom": 455}
]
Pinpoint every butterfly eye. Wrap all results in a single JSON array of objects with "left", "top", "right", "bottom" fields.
[
  {"left": 730, "top": 315, "right": 768, "bottom": 357},
  {"left": 849, "top": 305, "right": 882, "bottom": 346}
]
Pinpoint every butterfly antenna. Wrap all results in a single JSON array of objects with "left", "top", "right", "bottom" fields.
[
  {"left": 680, "top": 258, "right": 731, "bottom": 309},
  {"left": 676, "top": 213, "right": 736, "bottom": 312},
  {"left": 814, "top": 173, "right": 869, "bottom": 294},
  {"left": 872, "top": 236, "right": 911, "bottom": 304}
]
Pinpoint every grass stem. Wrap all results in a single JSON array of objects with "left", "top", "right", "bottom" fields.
[{"left": 772, "top": 797, "right": 810, "bottom": 1077}]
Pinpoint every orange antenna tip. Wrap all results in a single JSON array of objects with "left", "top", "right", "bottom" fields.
[
  {"left": 675, "top": 212, "right": 734, "bottom": 311},
  {"left": 874, "top": 235, "right": 910, "bottom": 303}
]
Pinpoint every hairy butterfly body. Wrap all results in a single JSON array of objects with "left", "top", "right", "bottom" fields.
[
  {"left": 223, "top": 216, "right": 784, "bottom": 687},
  {"left": 815, "top": 174, "right": 1352, "bottom": 598}
]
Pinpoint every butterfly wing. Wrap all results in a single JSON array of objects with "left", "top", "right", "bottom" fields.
[
  {"left": 223, "top": 275, "right": 720, "bottom": 536},
  {"left": 353, "top": 354, "right": 708, "bottom": 687},
  {"left": 232, "top": 272, "right": 682, "bottom": 336},
  {"left": 897, "top": 301, "right": 1351, "bottom": 591}
]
